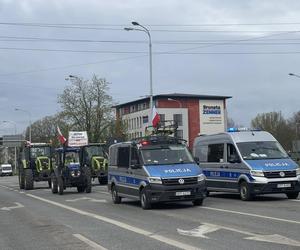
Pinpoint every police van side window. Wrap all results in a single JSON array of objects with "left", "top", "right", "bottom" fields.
[
  {"left": 207, "top": 144, "right": 224, "bottom": 163},
  {"left": 117, "top": 146, "right": 130, "bottom": 168}
]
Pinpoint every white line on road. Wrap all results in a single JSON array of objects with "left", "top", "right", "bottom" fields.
[
  {"left": 200, "top": 206, "right": 300, "bottom": 225},
  {"left": 73, "top": 234, "right": 108, "bottom": 250},
  {"left": 66, "top": 197, "right": 107, "bottom": 203},
  {"left": 1, "top": 202, "right": 24, "bottom": 211},
  {"left": 26, "top": 193, "right": 199, "bottom": 250},
  {"left": 177, "top": 223, "right": 300, "bottom": 247}
]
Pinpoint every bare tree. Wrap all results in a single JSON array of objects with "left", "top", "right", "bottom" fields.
[
  {"left": 58, "top": 75, "right": 114, "bottom": 142},
  {"left": 251, "top": 111, "right": 294, "bottom": 150}
]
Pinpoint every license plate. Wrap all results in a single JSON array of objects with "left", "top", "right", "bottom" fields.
[
  {"left": 175, "top": 191, "right": 191, "bottom": 196},
  {"left": 277, "top": 183, "right": 291, "bottom": 188}
]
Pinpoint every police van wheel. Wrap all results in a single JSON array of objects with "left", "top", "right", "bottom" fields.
[
  {"left": 140, "top": 189, "right": 151, "bottom": 210},
  {"left": 112, "top": 185, "right": 122, "bottom": 204},
  {"left": 239, "top": 181, "right": 253, "bottom": 201},
  {"left": 192, "top": 199, "right": 204, "bottom": 206},
  {"left": 24, "top": 169, "right": 34, "bottom": 190},
  {"left": 286, "top": 192, "right": 299, "bottom": 199},
  {"left": 51, "top": 175, "right": 58, "bottom": 194}
]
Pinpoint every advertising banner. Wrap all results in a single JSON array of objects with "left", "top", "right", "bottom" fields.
[{"left": 199, "top": 100, "right": 225, "bottom": 135}]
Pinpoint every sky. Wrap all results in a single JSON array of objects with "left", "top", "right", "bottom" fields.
[{"left": 1, "top": 0, "right": 300, "bottom": 135}]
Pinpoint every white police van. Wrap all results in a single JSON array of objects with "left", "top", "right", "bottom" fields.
[
  {"left": 193, "top": 128, "right": 300, "bottom": 200},
  {"left": 108, "top": 135, "right": 206, "bottom": 209}
]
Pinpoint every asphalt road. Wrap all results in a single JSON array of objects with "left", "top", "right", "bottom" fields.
[{"left": 0, "top": 176, "right": 300, "bottom": 250}]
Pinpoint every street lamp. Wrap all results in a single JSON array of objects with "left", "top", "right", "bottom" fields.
[
  {"left": 124, "top": 21, "right": 154, "bottom": 119},
  {"left": 167, "top": 98, "right": 183, "bottom": 108},
  {"left": 15, "top": 108, "right": 31, "bottom": 142},
  {"left": 289, "top": 73, "right": 300, "bottom": 78}
]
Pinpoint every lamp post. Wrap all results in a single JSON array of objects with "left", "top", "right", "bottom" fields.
[
  {"left": 289, "top": 73, "right": 300, "bottom": 78},
  {"left": 1, "top": 120, "right": 17, "bottom": 173},
  {"left": 167, "top": 98, "right": 183, "bottom": 108},
  {"left": 124, "top": 21, "right": 153, "bottom": 119},
  {"left": 15, "top": 108, "right": 31, "bottom": 142}
]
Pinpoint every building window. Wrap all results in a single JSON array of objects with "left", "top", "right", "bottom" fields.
[
  {"left": 173, "top": 114, "right": 183, "bottom": 126},
  {"left": 143, "top": 116, "right": 148, "bottom": 124},
  {"left": 159, "top": 114, "right": 165, "bottom": 122},
  {"left": 175, "top": 129, "right": 183, "bottom": 139}
]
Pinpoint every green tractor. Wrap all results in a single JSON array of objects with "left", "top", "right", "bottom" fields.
[
  {"left": 18, "top": 143, "right": 53, "bottom": 190},
  {"left": 81, "top": 143, "right": 108, "bottom": 184}
]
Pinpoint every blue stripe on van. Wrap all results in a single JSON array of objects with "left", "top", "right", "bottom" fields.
[{"left": 109, "top": 174, "right": 148, "bottom": 186}]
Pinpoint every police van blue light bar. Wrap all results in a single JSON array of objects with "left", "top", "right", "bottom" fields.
[{"left": 227, "top": 128, "right": 261, "bottom": 132}]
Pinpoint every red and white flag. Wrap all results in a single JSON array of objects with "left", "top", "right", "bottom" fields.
[
  {"left": 152, "top": 105, "right": 160, "bottom": 128},
  {"left": 57, "top": 126, "right": 67, "bottom": 145}
]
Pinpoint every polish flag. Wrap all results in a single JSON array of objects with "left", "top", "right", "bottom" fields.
[
  {"left": 57, "top": 126, "right": 67, "bottom": 145},
  {"left": 152, "top": 106, "right": 160, "bottom": 128}
]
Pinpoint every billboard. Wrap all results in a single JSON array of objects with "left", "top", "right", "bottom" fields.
[
  {"left": 68, "top": 131, "right": 88, "bottom": 147},
  {"left": 199, "top": 100, "right": 225, "bottom": 135}
]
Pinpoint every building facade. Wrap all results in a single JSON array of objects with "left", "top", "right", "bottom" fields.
[{"left": 115, "top": 93, "right": 231, "bottom": 147}]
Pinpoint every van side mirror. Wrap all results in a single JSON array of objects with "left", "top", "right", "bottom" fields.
[
  {"left": 194, "top": 157, "right": 200, "bottom": 164},
  {"left": 228, "top": 155, "right": 241, "bottom": 163}
]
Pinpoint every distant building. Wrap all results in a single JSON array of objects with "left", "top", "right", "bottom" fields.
[{"left": 114, "top": 93, "right": 231, "bottom": 147}]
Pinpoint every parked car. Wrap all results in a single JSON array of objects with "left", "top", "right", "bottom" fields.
[{"left": 0, "top": 164, "right": 13, "bottom": 176}]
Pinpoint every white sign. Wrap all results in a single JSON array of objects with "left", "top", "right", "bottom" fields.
[
  {"left": 199, "top": 100, "right": 225, "bottom": 135},
  {"left": 68, "top": 131, "right": 88, "bottom": 147}
]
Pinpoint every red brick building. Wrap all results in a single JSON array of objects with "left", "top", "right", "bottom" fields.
[{"left": 115, "top": 93, "right": 231, "bottom": 147}]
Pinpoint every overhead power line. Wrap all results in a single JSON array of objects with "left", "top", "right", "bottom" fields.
[
  {"left": 1, "top": 21, "right": 300, "bottom": 26},
  {"left": 0, "top": 22, "right": 299, "bottom": 33}
]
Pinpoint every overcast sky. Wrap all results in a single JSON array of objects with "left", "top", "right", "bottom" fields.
[{"left": 1, "top": 0, "right": 300, "bottom": 135}]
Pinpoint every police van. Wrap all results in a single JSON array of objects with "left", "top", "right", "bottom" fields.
[
  {"left": 108, "top": 123, "right": 206, "bottom": 209},
  {"left": 193, "top": 128, "right": 300, "bottom": 201}
]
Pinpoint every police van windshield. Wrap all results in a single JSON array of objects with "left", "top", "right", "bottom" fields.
[
  {"left": 30, "top": 147, "right": 51, "bottom": 158},
  {"left": 237, "top": 141, "right": 288, "bottom": 160},
  {"left": 141, "top": 145, "right": 194, "bottom": 165}
]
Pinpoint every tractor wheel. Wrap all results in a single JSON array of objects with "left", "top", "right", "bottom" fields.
[
  {"left": 84, "top": 167, "right": 92, "bottom": 193},
  {"left": 24, "top": 169, "right": 34, "bottom": 190},
  {"left": 51, "top": 174, "right": 58, "bottom": 194},
  {"left": 98, "top": 176, "right": 108, "bottom": 185},
  {"left": 18, "top": 169, "right": 25, "bottom": 189},
  {"left": 77, "top": 186, "right": 85, "bottom": 193},
  {"left": 57, "top": 176, "right": 64, "bottom": 195}
]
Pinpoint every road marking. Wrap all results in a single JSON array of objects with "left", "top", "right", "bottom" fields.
[
  {"left": 178, "top": 223, "right": 300, "bottom": 247},
  {"left": 73, "top": 234, "right": 108, "bottom": 250},
  {"left": 66, "top": 197, "right": 107, "bottom": 203},
  {"left": 200, "top": 206, "right": 300, "bottom": 225},
  {"left": 1, "top": 202, "right": 24, "bottom": 211},
  {"left": 26, "top": 193, "right": 199, "bottom": 250}
]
